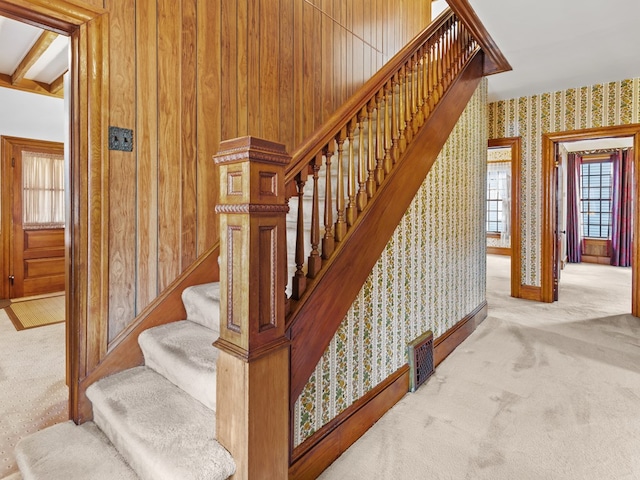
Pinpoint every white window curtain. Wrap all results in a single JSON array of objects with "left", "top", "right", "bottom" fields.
[
  {"left": 487, "top": 161, "right": 511, "bottom": 242},
  {"left": 22, "top": 151, "right": 65, "bottom": 229}
]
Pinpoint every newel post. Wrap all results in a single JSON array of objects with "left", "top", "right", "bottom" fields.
[{"left": 213, "top": 137, "right": 290, "bottom": 479}]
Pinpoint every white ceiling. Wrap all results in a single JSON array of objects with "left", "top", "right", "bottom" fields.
[
  {"left": 466, "top": 0, "right": 640, "bottom": 102},
  {"left": 0, "top": 15, "right": 69, "bottom": 84}
]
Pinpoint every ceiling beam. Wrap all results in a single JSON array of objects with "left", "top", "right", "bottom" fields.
[
  {"left": 11, "top": 29, "right": 58, "bottom": 85},
  {"left": 49, "top": 70, "right": 66, "bottom": 94},
  {"left": 0, "top": 73, "right": 63, "bottom": 99}
]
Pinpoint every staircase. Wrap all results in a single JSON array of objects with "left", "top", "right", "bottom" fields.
[{"left": 12, "top": 284, "right": 234, "bottom": 480}]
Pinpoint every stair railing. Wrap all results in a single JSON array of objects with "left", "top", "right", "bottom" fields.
[{"left": 283, "top": 10, "right": 479, "bottom": 323}]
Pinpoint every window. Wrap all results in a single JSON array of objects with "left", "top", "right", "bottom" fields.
[
  {"left": 22, "top": 151, "right": 65, "bottom": 229},
  {"left": 580, "top": 160, "right": 612, "bottom": 239},
  {"left": 486, "top": 163, "right": 509, "bottom": 233}
]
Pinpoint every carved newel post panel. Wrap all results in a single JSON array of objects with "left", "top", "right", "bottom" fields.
[{"left": 213, "top": 137, "right": 290, "bottom": 479}]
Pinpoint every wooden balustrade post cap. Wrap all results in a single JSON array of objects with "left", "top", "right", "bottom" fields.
[{"left": 214, "top": 136, "right": 291, "bottom": 166}]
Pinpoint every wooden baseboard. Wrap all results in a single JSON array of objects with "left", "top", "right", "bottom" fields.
[
  {"left": 486, "top": 246, "right": 510, "bottom": 256},
  {"left": 581, "top": 255, "right": 611, "bottom": 265},
  {"left": 289, "top": 300, "right": 488, "bottom": 479},
  {"left": 289, "top": 365, "right": 410, "bottom": 480},
  {"left": 434, "top": 301, "right": 487, "bottom": 366},
  {"left": 519, "top": 284, "right": 542, "bottom": 301}
]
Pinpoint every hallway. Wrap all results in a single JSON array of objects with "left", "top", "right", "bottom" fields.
[{"left": 320, "top": 255, "right": 640, "bottom": 479}]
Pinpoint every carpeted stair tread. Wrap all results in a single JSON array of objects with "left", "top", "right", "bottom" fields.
[
  {"left": 138, "top": 320, "right": 218, "bottom": 410},
  {"left": 14, "top": 421, "right": 138, "bottom": 480},
  {"left": 86, "top": 366, "right": 234, "bottom": 480},
  {"left": 182, "top": 283, "right": 220, "bottom": 332}
]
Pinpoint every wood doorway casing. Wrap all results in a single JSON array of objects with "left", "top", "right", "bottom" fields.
[
  {"left": 541, "top": 124, "right": 640, "bottom": 316},
  {"left": 0, "top": 0, "right": 109, "bottom": 421},
  {"left": 488, "top": 137, "right": 522, "bottom": 298}
]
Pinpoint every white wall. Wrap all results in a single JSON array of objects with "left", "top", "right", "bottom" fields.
[
  {"left": 432, "top": 0, "right": 449, "bottom": 20},
  {"left": 0, "top": 87, "right": 64, "bottom": 142}
]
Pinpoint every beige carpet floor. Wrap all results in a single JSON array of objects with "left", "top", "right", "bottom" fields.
[
  {"left": 320, "top": 255, "right": 640, "bottom": 479},
  {"left": 0, "top": 308, "right": 67, "bottom": 479}
]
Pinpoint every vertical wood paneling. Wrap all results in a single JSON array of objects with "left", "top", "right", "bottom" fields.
[
  {"left": 107, "top": 0, "right": 136, "bottom": 338},
  {"left": 157, "top": 0, "right": 182, "bottom": 291},
  {"left": 237, "top": 0, "right": 249, "bottom": 136},
  {"left": 181, "top": 0, "right": 197, "bottom": 268},
  {"left": 279, "top": 0, "right": 294, "bottom": 151},
  {"left": 247, "top": 0, "right": 260, "bottom": 134},
  {"left": 135, "top": 0, "right": 159, "bottom": 312},
  {"left": 260, "top": 0, "right": 280, "bottom": 140},
  {"left": 105, "top": 0, "right": 431, "bottom": 341},
  {"left": 221, "top": 0, "right": 238, "bottom": 140},
  {"left": 196, "top": 0, "right": 220, "bottom": 254}
]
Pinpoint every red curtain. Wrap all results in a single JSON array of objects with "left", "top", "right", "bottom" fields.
[
  {"left": 566, "top": 153, "right": 582, "bottom": 263},
  {"left": 611, "top": 149, "right": 634, "bottom": 266}
]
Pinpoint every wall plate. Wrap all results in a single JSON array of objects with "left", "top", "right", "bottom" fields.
[{"left": 109, "top": 126, "right": 133, "bottom": 152}]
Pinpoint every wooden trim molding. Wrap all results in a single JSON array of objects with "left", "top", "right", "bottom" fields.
[
  {"left": 488, "top": 137, "right": 522, "bottom": 299},
  {"left": 0, "top": 0, "right": 110, "bottom": 422},
  {"left": 434, "top": 301, "right": 487, "bottom": 365},
  {"left": 289, "top": 301, "right": 488, "bottom": 479},
  {"left": 446, "top": 0, "right": 511, "bottom": 75},
  {"left": 487, "top": 246, "right": 510, "bottom": 256},
  {"left": 289, "top": 365, "right": 410, "bottom": 480},
  {"left": 519, "top": 285, "right": 542, "bottom": 302},
  {"left": 541, "top": 124, "right": 640, "bottom": 315}
]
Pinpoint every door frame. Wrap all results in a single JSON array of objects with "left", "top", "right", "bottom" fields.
[
  {"left": 541, "top": 124, "right": 640, "bottom": 316},
  {"left": 488, "top": 137, "right": 522, "bottom": 298},
  {"left": 0, "top": 0, "right": 110, "bottom": 421}
]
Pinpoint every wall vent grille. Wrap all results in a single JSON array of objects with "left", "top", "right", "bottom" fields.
[{"left": 408, "top": 330, "right": 434, "bottom": 392}]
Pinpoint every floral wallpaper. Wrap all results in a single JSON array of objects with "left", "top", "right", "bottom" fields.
[
  {"left": 293, "top": 80, "right": 489, "bottom": 447},
  {"left": 488, "top": 78, "right": 640, "bottom": 286}
]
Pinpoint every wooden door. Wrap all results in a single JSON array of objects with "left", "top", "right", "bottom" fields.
[{"left": 2, "top": 137, "right": 65, "bottom": 299}]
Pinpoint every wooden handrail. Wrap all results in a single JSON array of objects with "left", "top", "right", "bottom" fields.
[
  {"left": 282, "top": 9, "right": 480, "bottom": 318},
  {"left": 285, "top": 9, "right": 456, "bottom": 184}
]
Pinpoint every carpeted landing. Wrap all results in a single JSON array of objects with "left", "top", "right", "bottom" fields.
[
  {"left": 320, "top": 255, "right": 640, "bottom": 479},
  {"left": 0, "top": 310, "right": 66, "bottom": 479}
]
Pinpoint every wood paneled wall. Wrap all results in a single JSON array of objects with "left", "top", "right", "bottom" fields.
[{"left": 103, "top": 0, "right": 431, "bottom": 342}]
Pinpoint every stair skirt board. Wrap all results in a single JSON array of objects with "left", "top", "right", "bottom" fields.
[
  {"left": 289, "top": 301, "right": 488, "bottom": 479},
  {"left": 14, "top": 421, "right": 138, "bottom": 480},
  {"left": 86, "top": 366, "right": 235, "bottom": 480}
]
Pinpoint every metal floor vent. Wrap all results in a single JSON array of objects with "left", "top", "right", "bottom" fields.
[{"left": 408, "top": 330, "right": 434, "bottom": 392}]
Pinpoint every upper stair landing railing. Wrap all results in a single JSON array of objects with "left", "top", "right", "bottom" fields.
[{"left": 283, "top": 10, "right": 478, "bottom": 326}]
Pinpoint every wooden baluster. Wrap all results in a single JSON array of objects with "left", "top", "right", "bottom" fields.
[
  {"left": 322, "top": 142, "right": 335, "bottom": 260},
  {"left": 357, "top": 107, "right": 368, "bottom": 211},
  {"left": 346, "top": 118, "right": 358, "bottom": 226},
  {"left": 411, "top": 53, "right": 419, "bottom": 134},
  {"left": 422, "top": 43, "right": 430, "bottom": 118},
  {"left": 284, "top": 192, "right": 291, "bottom": 316},
  {"left": 398, "top": 66, "right": 407, "bottom": 155},
  {"left": 383, "top": 80, "right": 393, "bottom": 174},
  {"left": 291, "top": 173, "right": 306, "bottom": 300},
  {"left": 416, "top": 47, "right": 425, "bottom": 128},
  {"left": 306, "top": 153, "right": 322, "bottom": 279},
  {"left": 375, "top": 89, "right": 385, "bottom": 185},
  {"left": 436, "top": 33, "right": 444, "bottom": 100},
  {"left": 391, "top": 73, "right": 400, "bottom": 163},
  {"left": 366, "top": 99, "right": 376, "bottom": 198},
  {"left": 404, "top": 60, "right": 413, "bottom": 143},
  {"left": 334, "top": 128, "right": 347, "bottom": 242},
  {"left": 427, "top": 40, "right": 435, "bottom": 114}
]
